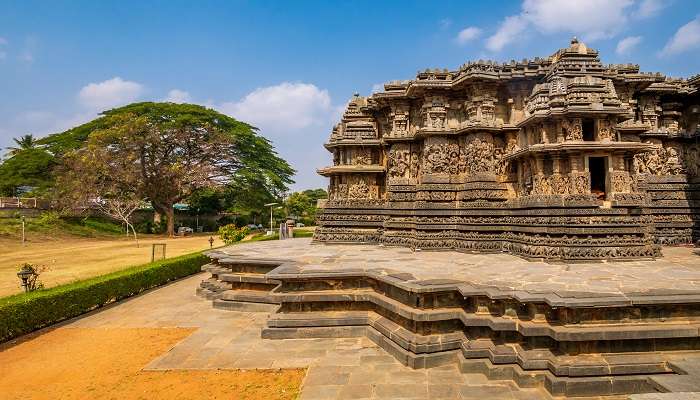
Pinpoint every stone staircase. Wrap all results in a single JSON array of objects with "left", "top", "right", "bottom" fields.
[{"left": 197, "top": 258, "right": 282, "bottom": 312}]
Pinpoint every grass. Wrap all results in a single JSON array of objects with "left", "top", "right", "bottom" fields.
[
  {"left": 248, "top": 228, "right": 314, "bottom": 242},
  {"left": 0, "top": 212, "right": 123, "bottom": 240},
  {"left": 0, "top": 252, "right": 207, "bottom": 305},
  {"left": 0, "top": 234, "right": 224, "bottom": 297}
]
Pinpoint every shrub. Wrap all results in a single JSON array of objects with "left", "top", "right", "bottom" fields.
[
  {"left": 35, "top": 211, "right": 61, "bottom": 227},
  {"left": 0, "top": 252, "right": 209, "bottom": 343},
  {"left": 218, "top": 224, "right": 249, "bottom": 244}
]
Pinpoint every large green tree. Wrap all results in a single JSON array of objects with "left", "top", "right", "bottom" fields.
[
  {"left": 57, "top": 102, "right": 294, "bottom": 236},
  {"left": 0, "top": 148, "right": 55, "bottom": 196}
]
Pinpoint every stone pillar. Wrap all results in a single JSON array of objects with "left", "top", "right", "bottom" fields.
[
  {"left": 540, "top": 123, "right": 549, "bottom": 144},
  {"left": 568, "top": 153, "right": 590, "bottom": 195},
  {"left": 556, "top": 119, "right": 565, "bottom": 143}
]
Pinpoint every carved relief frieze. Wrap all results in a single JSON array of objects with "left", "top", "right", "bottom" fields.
[
  {"left": 610, "top": 171, "right": 634, "bottom": 193},
  {"left": 633, "top": 145, "right": 685, "bottom": 176},
  {"left": 388, "top": 144, "right": 410, "bottom": 180}
]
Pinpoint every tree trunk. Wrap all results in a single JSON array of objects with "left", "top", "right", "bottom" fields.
[
  {"left": 165, "top": 205, "right": 175, "bottom": 237},
  {"left": 128, "top": 223, "right": 139, "bottom": 248}
]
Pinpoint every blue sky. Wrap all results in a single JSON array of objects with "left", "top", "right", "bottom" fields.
[{"left": 2, "top": 0, "right": 700, "bottom": 190}]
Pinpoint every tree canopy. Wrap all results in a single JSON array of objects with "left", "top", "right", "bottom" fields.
[
  {"left": 52, "top": 102, "right": 294, "bottom": 235},
  {"left": 0, "top": 148, "right": 55, "bottom": 196}
]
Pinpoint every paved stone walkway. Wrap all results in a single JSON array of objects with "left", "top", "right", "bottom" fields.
[
  {"left": 216, "top": 239, "right": 700, "bottom": 299},
  {"left": 68, "top": 274, "right": 553, "bottom": 399}
]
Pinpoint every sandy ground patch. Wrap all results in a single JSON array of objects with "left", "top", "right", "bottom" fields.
[
  {"left": 0, "top": 235, "right": 224, "bottom": 297},
  {"left": 0, "top": 327, "right": 304, "bottom": 400}
]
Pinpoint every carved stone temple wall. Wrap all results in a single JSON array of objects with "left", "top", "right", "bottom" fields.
[{"left": 316, "top": 39, "right": 700, "bottom": 260}]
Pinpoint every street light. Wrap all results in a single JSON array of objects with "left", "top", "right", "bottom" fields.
[
  {"left": 263, "top": 202, "right": 278, "bottom": 234},
  {"left": 17, "top": 264, "right": 35, "bottom": 293}
]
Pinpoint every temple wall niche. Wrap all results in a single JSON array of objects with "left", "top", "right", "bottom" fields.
[{"left": 387, "top": 143, "right": 420, "bottom": 185}]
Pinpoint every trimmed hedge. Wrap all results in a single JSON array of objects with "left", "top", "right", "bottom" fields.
[{"left": 0, "top": 251, "right": 209, "bottom": 343}]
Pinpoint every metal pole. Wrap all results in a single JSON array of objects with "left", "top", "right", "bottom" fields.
[
  {"left": 270, "top": 206, "right": 273, "bottom": 232},
  {"left": 21, "top": 216, "right": 25, "bottom": 245}
]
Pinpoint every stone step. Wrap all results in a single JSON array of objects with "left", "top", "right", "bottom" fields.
[
  {"left": 462, "top": 339, "right": 673, "bottom": 377},
  {"left": 266, "top": 309, "right": 675, "bottom": 378},
  {"left": 220, "top": 289, "right": 280, "bottom": 304},
  {"left": 272, "top": 288, "right": 700, "bottom": 342},
  {"left": 212, "top": 299, "right": 278, "bottom": 313},
  {"left": 219, "top": 272, "right": 279, "bottom": 285}
]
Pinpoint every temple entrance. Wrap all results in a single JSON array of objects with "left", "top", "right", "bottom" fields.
[{"left": 589, "top": 157, "right": 607, "bottom": 200}]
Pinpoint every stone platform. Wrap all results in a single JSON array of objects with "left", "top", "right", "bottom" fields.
[{"left": 200, "top": 238, "right": 700, "bottom": 398}]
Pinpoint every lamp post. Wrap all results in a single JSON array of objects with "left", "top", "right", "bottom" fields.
[
  {"left": 21, "top": 215, "right": 26, "bottom": 245},
  {"left": 208, "top": 236, "right": 214, "bottom": 248},
  {"left": 17, "top": 265, "right": 34, "bottom": 293},
  {"left": 263, "top": 202, "right": 278, "bottom": 235}
]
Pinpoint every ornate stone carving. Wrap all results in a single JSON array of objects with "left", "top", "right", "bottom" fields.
[
  {"left": 610, "top": 171, "right": 633, "bottom": 192},
  {"left": 633, "top": 145, "right": 685, "bottom": 176},
  {"left": 352, "top": 148, "right": 372, "bottom": 165},
  {"left": 597, "top": 118, "right": 614, "bottom": 141},
  {"left": 388, "top": 145, "right": 410, "bottom": 179},
  {"left": 562, "top": 118, "right": 583, "bottom": 141},
  {"left": 389, "top": 103, "right": 410, "bottom": 137},
  {"left": 421, "top": 97, "right": 448, "bottom": 130}
]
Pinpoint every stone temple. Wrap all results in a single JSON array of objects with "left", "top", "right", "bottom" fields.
[
  {"left": 316, "top": 38, "right": 700, "bottom": 261},
  {"left": 199, "top": 41, "right": 700, "bottom": 398}
]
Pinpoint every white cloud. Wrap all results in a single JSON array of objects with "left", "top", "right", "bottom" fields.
[
  {"left": 486, "top": 0, "right": 638, "bottom": 51},
  {"left": 217, "top": 82, "right": 334, "bottom": 131},
  {"left": 616, "top": 35, "right": 643, "bottom": 55},
  {"left": 164, "top": 89, "right": 191, "bottom": 103},
  {"left": 661, "top": 16, "right": 700, "bottom": 56},
  {"left": 634, "top": 0, "right": 667, "bottom": 19},
  {"left": 78, "top": 77, "right": 144, "bottom": 111},
  {"left": 486, "top": 15, "right": 528, "bottom": 52},
  {"left": 455, "top": 27, "right": 482, "bottom": 45},
  {"left": 439, "top": 18, "right": 452, "bottom": 30}
]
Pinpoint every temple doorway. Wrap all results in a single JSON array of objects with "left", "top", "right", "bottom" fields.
[{"left": 589, "top": 157, "right": 607, "bottom": 200}]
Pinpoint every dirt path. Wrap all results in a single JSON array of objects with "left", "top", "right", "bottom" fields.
[
  {"left": 0, "top": 327, "right": 304, "bottom": 399},
  {"left": 0, "top": 235, "right": 224, "bottom": 297}
]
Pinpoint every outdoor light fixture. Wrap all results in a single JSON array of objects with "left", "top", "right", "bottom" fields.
[
  {"left": 208, "top": 236, "right": 215, "bottom": 248},
  {"left": 17, "top": 265, "right": 35, "bottom": 293},
  {"left": 263, "top": 202, "right": 278, "bottom": 234}
]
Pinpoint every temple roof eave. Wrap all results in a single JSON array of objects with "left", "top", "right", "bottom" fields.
[
  {"left": 317, "top": 165, "right": 386, "bottom": 176},
  {"left": 517, "top": 108, "right": 630, "bottom": 127},
  {"left": 324, "top": 140, "right": 382, "bottom": 149},
  {"left": 503, "top": 141, "right": 657, "bottom": 162}
]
